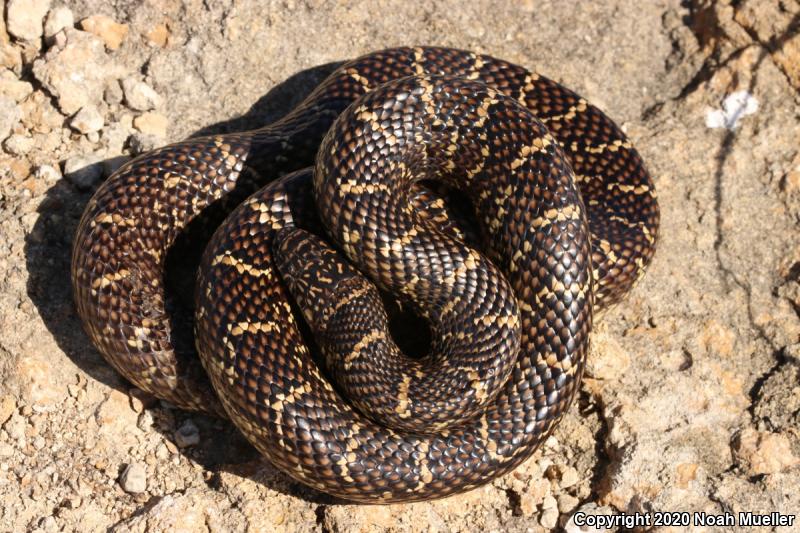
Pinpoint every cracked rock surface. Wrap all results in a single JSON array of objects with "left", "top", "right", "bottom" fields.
[{"left": 1, "top": 0, "right": 798, "bottom": 531}]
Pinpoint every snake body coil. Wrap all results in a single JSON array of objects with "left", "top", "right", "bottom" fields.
[{"left": 71, "top": 47, "right": 659, "bottom": 502}]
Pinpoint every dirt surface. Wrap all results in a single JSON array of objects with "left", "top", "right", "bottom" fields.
[{"left": 1, "top": 0, "right": 799, "bottom": 531}]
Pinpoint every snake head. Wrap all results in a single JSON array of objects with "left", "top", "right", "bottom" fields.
[{"left": 272, "top": 226, "right": 376, "bottom": 338}]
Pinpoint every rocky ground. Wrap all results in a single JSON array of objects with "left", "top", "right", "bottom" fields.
[{"left": 0, "top": 0, "right": 798, "bottom": 531}]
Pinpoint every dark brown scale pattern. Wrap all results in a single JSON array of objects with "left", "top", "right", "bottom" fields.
[
  {"left": 272, "top": 223, "right": 522, "bottom": 433},
  {"left": 71, "top": 47, "right": 659, "bottom": 502}
]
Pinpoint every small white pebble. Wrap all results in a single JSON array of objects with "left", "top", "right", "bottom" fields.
[
  {"left": 122, "top": 78, "right": 162, "bottom": 111},
  {"left": 70, "top": 105, "right": 104, "bottom": 134},
  {"left": 174, "top": 419, "right": 200, "bottom": 448},
  {"left": 44, "top": 6, "right": 74, "bottom": 39},
  {"left": 35, "top": 164, "right": 61, "bottom": 183},
  {"left": 119, "top": 462, "right": 147, "bottom": 493}
]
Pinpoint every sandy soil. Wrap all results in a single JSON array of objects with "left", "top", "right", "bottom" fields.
[{"left": 0, "top": 0, "right": 798, "bottom": 531}]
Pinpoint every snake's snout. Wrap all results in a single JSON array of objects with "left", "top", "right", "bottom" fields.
[{"left": 272, "top": 226, "right": 366, "bottom": 333}]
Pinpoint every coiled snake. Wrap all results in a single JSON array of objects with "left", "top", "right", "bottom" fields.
[{"left": 71, "top": 47, "right": 659, "bottom": 503}]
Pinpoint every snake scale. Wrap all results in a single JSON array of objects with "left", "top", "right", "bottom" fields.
[{"left": 71, "top": 47, "right": 659, "bottom": 503}]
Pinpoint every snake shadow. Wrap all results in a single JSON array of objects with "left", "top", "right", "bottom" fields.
[{"left": 24, "top": 60, "right": 355, "bottom": 506}]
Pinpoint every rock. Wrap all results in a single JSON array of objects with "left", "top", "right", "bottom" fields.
[
  {"left": 44, "top": 6, "right": 74, "bottom": 40},
  {"left": 64, "top": 152, "right": 105, "bottom": 190},
  {"left": 104, "top": 80, "right": 123, "bottom": 105},
  {"left": 323, "top": 504, "right": 405, "bottom": 531},
  {"left": 558, "top": 494, "right": 580, "bottom": 514},
  {"left": 134, "top": 408, "right": 155, "bottom": 433},
  {"left": 0, "top": 10, "right": 22, "bottom": 72},
  {"left": 4, "top": 134, "right": 34, "bottom": 155},
  {"left": 733, "top": 428, "right": 800, "bottom": 475},
  {"left": 119, "top": 462, "right": 147, "bottom": 493},
  {"left": 174, "top": 419, "right": 200, "bottom": 448},
  {"left": 34, "top": 164, "right": 61, "bottom": 183},
  {"left": 540, "top": 507, "right": 559, "bottom": 529},
  {"left": 0, "top": 396, "right": 16, "bottom": 425},
  {"left": 95, "top": 389, "right": 140, "bottom": 432},
  {"left": 519, "top": 477, "right": 550, "bottom": 517},
  {"left": 101, "top": 119, "right": 131, "bottom": 154},
  {"left": 145, "top": 24, "right": 170, "bottom": 47},
  {"left": 18, "top": 90, "right": 62, "bottom": 134},
  {"left": 0, "top": 95, "right": 21, "bottom": 142},
  {"left": 133, "top": 112, "right": 168, "bottom": 138},
  {"left": 546, "top": 463, "right": 581, "bottom": 488},
  {"left": 79, "top": 15, "right": 128, "bottom": 51},
  {"left": 542, "top": 494, "right": 557, "bottom": 510},
  {"left": 0, "top": 70, "right": 33, "bottom": 102},
  {"left": 32, "top": 28, "right": 124, "bottom": 115},
  {"left": 518, "top": 493, "right": 537, "bottom": 517},
  {"left": 5, "top": 156, "right": 31, "bottom": 184},
  {"left": 559, "top": 466, "right": 580, "bottom": 489},
  {"left": 122, "top": 78, "right": 162, "bottom": 111},
  {"left": 49, "top": 30, "right": 67, "bottom": 49},
  {"left": 128, "top": 131, "right": 162, "bottom": 154},
  {"left": 6, "top": 0, "right": 51, "bottom": 42},
  {"left": 70, "top": 105, "right": 104, "bottom": 134}
]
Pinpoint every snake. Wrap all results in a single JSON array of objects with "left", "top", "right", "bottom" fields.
[{"left": 71, "top": 47, "right": 659, "bottom": 503}]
